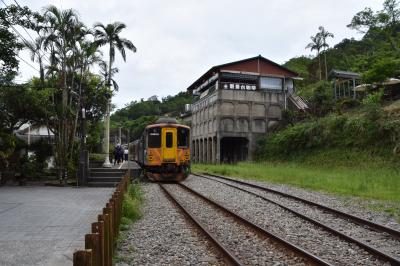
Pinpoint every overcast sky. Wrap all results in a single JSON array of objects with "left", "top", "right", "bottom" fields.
[{"left": 6, "top": 0, "right": 383, "bottom": 109}]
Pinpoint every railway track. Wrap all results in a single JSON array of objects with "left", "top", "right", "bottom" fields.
[
  {"left": 192, "top": 173, "right": 400, "bottom": 265},
  {"left": 160, "top": 183, "right": 331, "bottom": 265}
]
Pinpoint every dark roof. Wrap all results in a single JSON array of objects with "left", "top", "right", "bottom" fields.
[
  {"left": 186, "top": 55, "right": 299, "bottom": 91},
  {"left": 329, "top": 69, "right": 361, "bottom": 80},
  {"left": 155, "top": 117, "right": 178, "bottom": 124}
]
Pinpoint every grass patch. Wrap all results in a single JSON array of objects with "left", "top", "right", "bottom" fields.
[
  {"left": 192, "top": 149, "right": 400, "bottom": 220},
  {"left": 113, "top": 181, "right": 143, "bottom": 264},
  {"left": 121, "top": 181, "right": 143, "bottom": 226}
]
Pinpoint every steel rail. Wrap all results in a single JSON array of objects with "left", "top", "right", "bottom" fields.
[
  {"left": 177, "top": 182, "right": 332, "bottom": 266},
  {"left": 200, "top": 172, "right": 400, "bottom": 239},
  {"left": 193, "top": 173, "right": 400, "bottom": 265},
  {"left": 159, "top": 184, "right": 243, "bottom": 266}
]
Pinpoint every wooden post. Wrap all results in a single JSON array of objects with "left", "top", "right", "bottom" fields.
[
  {"left": 73, "top": 249, "right": 92, "bottom": 266},
  {"left": 99, "top": 214, "right": 110, "bottom": 266},
  {"left": 104, "top": 206, "right": 113, "bottom": 265},
  {"left": 85, "top": 233, "right": 100, "bottom": 266},
  {"left": 92, "top": 222, "right": 105, "bottom": 266}
]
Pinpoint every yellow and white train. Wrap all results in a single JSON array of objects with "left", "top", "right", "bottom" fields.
[{"left": 130, "top": 118, "right": 190, "bottom": 181}]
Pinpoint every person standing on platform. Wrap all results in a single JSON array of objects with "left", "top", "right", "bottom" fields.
[{"left": 124, "top": 147, "right": 128, "bottom": 161}]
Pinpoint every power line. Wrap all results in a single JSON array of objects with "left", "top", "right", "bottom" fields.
[
  {"left": 16, "top": 54, "right": 39, "bottom": 72},
  {"left": 13, "top": 0, "right": 52, "bottom": 65},
  {"left": 1, "top": 0, "right": 51, "bottom": 65},
  {"left": 12, "top": 0, "right": 35, "bottom": 43}
]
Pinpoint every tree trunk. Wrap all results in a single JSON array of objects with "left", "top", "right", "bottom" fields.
[
  {"left": 69, "top": 67, "right": 84, "bottom": 161},
  {"left": 324, "top": 50, "right": 328, "bottom": 81},
  {"left": 39, "top": 56, "right": 44, "bottom": 88},
  {"left": 317, "top": 52, "right": 322, "bottom": 81}
]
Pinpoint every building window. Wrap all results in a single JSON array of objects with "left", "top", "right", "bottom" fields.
[{"left": 260, "top": 77, "right": 283, "bottom": 90}]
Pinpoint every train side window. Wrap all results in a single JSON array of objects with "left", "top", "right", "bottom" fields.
[
  {"left": 166, "top": 132, "right": 173, "bottom": 148},
  {"left": 148, "top": 127, "right": 161, "bottom": 148},
  {"left": 178, "top": 128, "right": 189, "bottom": 147}
]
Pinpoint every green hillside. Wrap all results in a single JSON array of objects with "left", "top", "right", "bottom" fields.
[{"left": 110, "top": 91, "right": 192, "bottom": 140}]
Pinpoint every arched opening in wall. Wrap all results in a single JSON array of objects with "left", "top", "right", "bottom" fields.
[{"left": 220, "top": 137, "right": 248, "bottom": 163}]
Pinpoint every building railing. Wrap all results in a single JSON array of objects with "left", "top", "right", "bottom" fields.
[{"left": 73, "top": 172, "right": 131, "bottom": 266}]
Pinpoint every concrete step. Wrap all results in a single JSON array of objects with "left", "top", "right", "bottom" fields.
[
  {"left": 87, "top": 181, "right": 119, "bottom": 187},
  {"left": 89, "top": 171, "right": 124, "bottom": 177},
  {"left": 89, "top": 168, "right": 126, "bottom": 173},
  {"left": 88, "top": 176, "right": 122, "bottom": 183}
]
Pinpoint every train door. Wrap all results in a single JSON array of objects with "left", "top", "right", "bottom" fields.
[{"left": 162, "top": 128, "right": 176, "bottom": 161}]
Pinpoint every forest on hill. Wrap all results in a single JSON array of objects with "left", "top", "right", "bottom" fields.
[{"left": 285, "top": 0, "right": 400, "bottom": 88}]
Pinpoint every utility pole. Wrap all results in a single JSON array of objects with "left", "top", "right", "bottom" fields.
[
  {"left": 78, "top": 90, "right": 89, "bottom": 185},
  {"left": 103, "top": 98, "right": 112, "bottom": 167}
]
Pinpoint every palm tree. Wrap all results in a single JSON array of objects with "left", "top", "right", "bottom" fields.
[
  {"left": 42, "top": 5, "right": 81, "bottom": 181},
  {"left": 68, "top": 40, "right": 103, "bottom": 159},
  {"left": 23, "top": 36, "right": 46, "bottom": 86},
  {"left": 93, "top": 22, "right": 136, "bottom": 88},
  {"left": 306, "top": 34, "right": 323, "bottom": 80},
  {"left": 318, "top": 26, "right": 334, "bottom": 80},
  {"left": 98, "top": 60, "right": 119, "bottom": 91},
  {"left": 93, "top": 22, "right": 136, "bottom": 166}
]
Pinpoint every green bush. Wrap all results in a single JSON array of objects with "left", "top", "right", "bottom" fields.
[
  {"left": 362, "top": 89, "right": 384, "bottom": 105},
  {"left": 257, "top": 106, "right": 400, "bottom": 160},
  {"left": 336, "top": 98, "right": 360, "bottom": 113},
  {"left": 89, "top": 153, "right": 106, "bottom": 162}
]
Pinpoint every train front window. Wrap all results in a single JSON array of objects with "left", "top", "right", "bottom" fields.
[
  {"left": 165, "top": 132, "right": 173, "bottom": 148},
  {"left": 148, "top": 127, "right": 161, "bottom": 148},
  {"left": 178, "top": 128, "right": 189, "bottom": 147},
  {"left": 166, "top": 132, "right": 173, "bottom": 148}
]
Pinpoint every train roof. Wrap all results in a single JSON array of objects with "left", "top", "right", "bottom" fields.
[
  {"left": 155, "top": 117, "right": 177, "bottom": 124},
  {"left": 146, "top": 123, "right": 190, "bottom": 130}
]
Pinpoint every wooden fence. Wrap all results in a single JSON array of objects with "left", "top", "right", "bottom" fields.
[{"left": 73, "top": 172, "right": 131, "bottom": 266}]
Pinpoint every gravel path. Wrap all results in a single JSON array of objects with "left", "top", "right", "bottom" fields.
[
  {"left": 202, "top": 175, "right": 400, "bottom": 260},
  {"left": 234, "top": 177, "right": 400, "bottom": 231},
  {"left": 165, "top": 184, "right": 309, "bottom": 265},
  {"left": 184, "top": 175, "right": 389, "bottom": 265},
  {"left": 116, "top": 183, "right": 225, "bottom": 266}
]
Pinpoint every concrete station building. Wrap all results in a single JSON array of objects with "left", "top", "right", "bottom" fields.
[{"left": 185, "top": 55, "right": 306, "bottom": 163}]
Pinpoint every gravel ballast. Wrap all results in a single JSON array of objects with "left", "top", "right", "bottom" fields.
[
  {"left": 164, "top": 183, "right": 309, "bottom": 265},
  {"left": 116, "top": 183, "right": 225, "bottom": 266},
  {"left": 201, "top": 175, "right": 400, "bottom": 260},
  {"left": 184, "top": 175, "right": 390, "bottom": 265}
]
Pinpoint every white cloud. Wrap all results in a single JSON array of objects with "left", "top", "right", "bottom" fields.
[{"left": 11, "top": 0, "right": 384, "bottom": 108}]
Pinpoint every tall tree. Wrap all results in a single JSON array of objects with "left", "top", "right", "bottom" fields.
[
  {"left": 41, "top": 5, "right": 84, "bottom": 180},
  {"left": 317, "top": 26, "right": 334, "bottom": 80},
  {"left": 348, "top": 0, "right": 400, "bottom": 53},
  {"left": 306, "top": 34, "right": 323, "bottom": 80},
  {"left": 93, "top": 22, "right": 136, "bottom": 166},
  {"left": 23, "top": 36, "right": 46, "bottom": 86},
  {"left": 98, "top": 61, "right": 119, "bottom": 91},
  {"left": 93, "top": 22, "right": 136, "bottom": 89}
]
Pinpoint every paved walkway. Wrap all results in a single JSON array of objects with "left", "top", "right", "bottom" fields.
[
  {"left": 110, "top": 160, "right": 140, "bottom": 170},
  {"left": 0, "top": 186, "right": 113, "bottom": 266}
]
